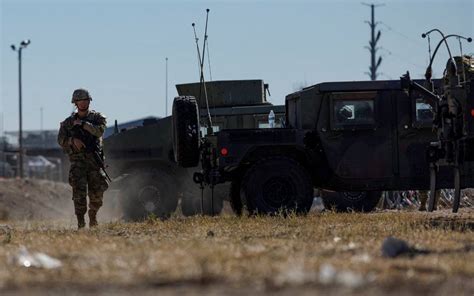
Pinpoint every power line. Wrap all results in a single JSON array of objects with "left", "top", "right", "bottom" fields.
[
  {"left": 379, "top": 21, "right": 425, "bottom": 50},
  {"left": 379, "top": 47, "right": 427, "bottom": 70}
]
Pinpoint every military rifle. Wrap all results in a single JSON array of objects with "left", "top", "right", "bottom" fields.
[{"left": 70, "top": 117, "right": 112, "bottom": 183}]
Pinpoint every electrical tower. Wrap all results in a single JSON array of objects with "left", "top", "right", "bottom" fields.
[{"left": 363, "top": 3, "right": 384, "bottom": 80}]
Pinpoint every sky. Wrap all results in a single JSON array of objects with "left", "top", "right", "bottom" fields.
[{"left": 1, "top": 0, "right": 473, "bottom": 133}]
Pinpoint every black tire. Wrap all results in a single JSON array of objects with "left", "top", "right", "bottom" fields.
[
  {"left": 240, "top": 157, "right": 313, "bottom": 215},
  {"left": 181, "top": 186, "right": 224, "bottom": 216},
  {"left": 122, "top": 171, "right": 178, "bottom": 221},
  {"left": 172, "top": 96, "right": 200, "bottom": 168},
  {"left": 321, "top": 191, "right": 381, "bottom": 212}
]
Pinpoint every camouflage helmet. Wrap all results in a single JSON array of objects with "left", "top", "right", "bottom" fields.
[{"left": 71, "top": 88, "right": 92, "bottom": 103}]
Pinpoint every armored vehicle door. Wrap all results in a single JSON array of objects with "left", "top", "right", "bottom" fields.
[
  {"left": 321, "top": 90, "right": 395, "bottom": 182},
  {"left": 394, "top": 85, "right": 456, "bottom": 189}
]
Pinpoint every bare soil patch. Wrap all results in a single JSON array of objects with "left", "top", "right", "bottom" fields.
[{"left": 0, "top": 179, "right": 72, "bottom": 221}]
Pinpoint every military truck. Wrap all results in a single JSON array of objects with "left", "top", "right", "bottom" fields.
[
  {"left": 172, "top": 54, "right": 474, "bottom": 215},
  {"left": 103, "top": 79, "right": 285, "bottom": 219}
]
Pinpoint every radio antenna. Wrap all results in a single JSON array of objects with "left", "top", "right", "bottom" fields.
[{"left": 193, "top": 9, "right": 213, "bottom": 135}]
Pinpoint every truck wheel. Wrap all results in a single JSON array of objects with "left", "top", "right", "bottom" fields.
[
  {"left": 172, "top": 96, "right": 200, "bottom": 168},
  {"left": 181, "top": 186, "right": 224, "bottom": 216},
  {"left": 241, "top": 157, "right": 313, "bottom": 215},
  {"left": 122, "top": 171, "right": 178, "bottom": 221},
  {"left": 321, "top": 191, "right": 381, "bottom": 212}
]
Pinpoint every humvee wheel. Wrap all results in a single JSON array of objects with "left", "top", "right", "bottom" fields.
[
  {"left": 122, "top": 171, "right": 178, "bottom": 221},
  {"left": 172, "top": 96, "right": 200, "bottom": 167},
  {"left": 452, "top": 167, "right": 461, "bottom": 213},
  {"left": 321, "top": 191, "right": 381, "bottom": 212},
  {"left": 428, "top": 166, "right": 438, "bottom": 212},
  {"left": 181, "top": 186, "right": 224, "bottom": 216},
  {"left": 241, "top": 157, "right": 313, "bottom": 215}
]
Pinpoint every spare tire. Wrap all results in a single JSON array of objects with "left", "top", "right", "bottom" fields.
[
  {"left": 321, "top": 190, "right": 381, "bottom": 212},
  {"left": 172, "top": 96, "right": 200, "bottom": 167}
]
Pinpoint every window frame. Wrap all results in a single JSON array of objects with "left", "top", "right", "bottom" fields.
[{"left": 411, "top": 91, "right": 435, "bottom": 129}]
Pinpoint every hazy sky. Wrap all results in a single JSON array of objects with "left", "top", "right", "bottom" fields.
[{"left": 1, "top": 0, "right": 473, "bottom": 132}]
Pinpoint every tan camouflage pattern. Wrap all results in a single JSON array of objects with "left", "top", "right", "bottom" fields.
[
  {"left": 69, "top": 157, "right": 108, "bottom": 216},
  {"left": 58, "top": 110, "right": 106, "bottom": 160},
  {"left": 58, "top": 110, "right": 108, "bottom": 216},
  {"left": 71, "top": 88, "right": 92, "bottom": 103}
]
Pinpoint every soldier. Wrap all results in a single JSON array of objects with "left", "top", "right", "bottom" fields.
[{"left": 58, "top": 88, "right": 108, "bottom": 229}]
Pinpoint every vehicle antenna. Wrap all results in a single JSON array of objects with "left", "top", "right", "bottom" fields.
[
  {"left": 422, "top": 29, "right": 455, "bottom": 86},
  {"left": 193, "top": 9, "right": 215, "bottom": 215},
  {"left": 192, "top": 23, "right": 202, "bottom": 76},
  {"left": 457, "top": 37, "right": 467, "bottom": 84},
  {"left": 424, "top": 32, "right": 471, "bottom": 86},
  {"left": 426, "top": 34, "right": 432, "bottom": 63},
  {"left": 206, "top": 38, "right": 213, "bottom": 82},
  {"left": 200, "top": 9, "right": 213, "bottom": 135},
  {"left": 193, "top": 9, "right": 213, "bottom": 135}
]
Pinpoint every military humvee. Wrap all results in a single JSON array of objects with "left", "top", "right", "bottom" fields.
[
  {"left": 103, "top": 79, "right": 285, "bottom": 219},
  {"left": 172, "top": 54, "right": 474, "bottom": 215}
]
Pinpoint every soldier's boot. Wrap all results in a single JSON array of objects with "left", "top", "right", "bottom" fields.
[
  {"left": 77, "top": 215, "right": 85, "bottom": 229},
  {"left": 89, "top": 211, "right": 98, "bottom": 228}
]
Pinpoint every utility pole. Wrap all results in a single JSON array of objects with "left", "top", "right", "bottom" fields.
[
  {"left": 363, "top": 3, "right": 384, "bottom": 80},
  {"left": 11, "top": 39, "right": 31, "bottom": 179},
  {"left": 40, "top": 106, "right": 44, "bottom": 148},
  {"left": 165, "top": 57, "right": 168, "bottom": 117}
]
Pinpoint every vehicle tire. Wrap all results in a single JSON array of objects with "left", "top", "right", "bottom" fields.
[
  {"left": 321, "top": 191, "right": 382, "bottom": 212},
  {"left": 181, "top": 186, "right": 224, "bottom": 216},
  {"left": 122, "top": 171, "right": 178, "bottom": 221},
  {"left": 240, "top": 157, "right": 313, "bottom": 215},
  {"left": 172, "top": 96, "right": 200, "bottom": 168}
]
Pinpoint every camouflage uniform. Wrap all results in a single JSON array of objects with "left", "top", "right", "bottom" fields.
[{"left": 58, "top": 90, "right": 108, "bottom": 228}]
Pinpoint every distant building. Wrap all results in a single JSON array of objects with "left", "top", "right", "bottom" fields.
[
  {"left": 2, "top": 116, "right": 160, "bottom": 180},
  {"left": 104, "top": 116, "right": 160, "bottom": 138}
]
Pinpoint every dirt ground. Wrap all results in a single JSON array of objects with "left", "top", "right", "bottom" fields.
[
  {"left": 0, "top": 179, "right": 122, "bottom": 223},
  {"left": 0, "top": 179, "right": 473, "bottom": 295}
]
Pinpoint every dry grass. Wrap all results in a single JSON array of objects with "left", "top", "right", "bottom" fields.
[{"left": 0, "top": 209, "right": 473, "bottom": 295}]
